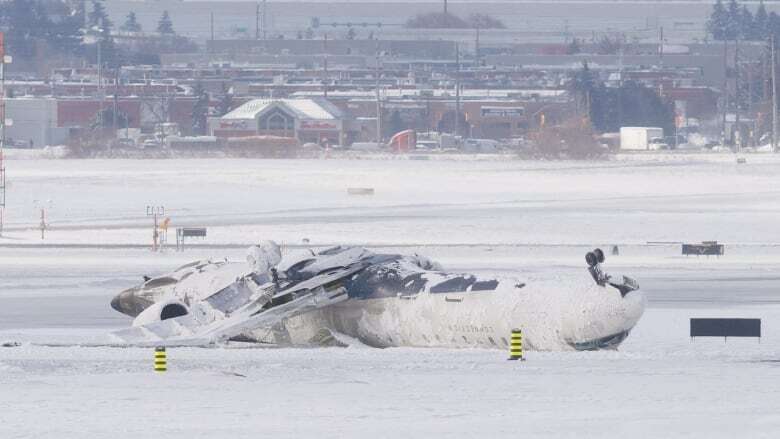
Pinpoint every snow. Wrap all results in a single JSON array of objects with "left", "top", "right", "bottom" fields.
[
  {"left": 1, "top": 304, "right": 780, "bottom": 438},
  {"left": 222, "top": 98, "right": 338, "bottom": 120},
  {"left": 2, "top": 153, "right": 780, "bottom": 248},
  {"left": 2, "top": 154, "right": 780, "bottom": 437}
]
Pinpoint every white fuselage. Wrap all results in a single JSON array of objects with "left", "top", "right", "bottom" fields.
[{"left": 259, "top": 274, "right": 646, "bottom": 351}]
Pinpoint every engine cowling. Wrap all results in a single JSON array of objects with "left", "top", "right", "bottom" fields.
[{"left": 132, "top": 299, "right": 189, "bottom": 327}]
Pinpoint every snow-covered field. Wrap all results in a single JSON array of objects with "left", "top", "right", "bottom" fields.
[{"left": 1, "top": 155, "right": 780, "bottom": 438}]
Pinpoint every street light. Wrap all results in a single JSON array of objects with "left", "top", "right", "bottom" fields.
[{"left": 83, "top": 24, "right": 105, "bottom": 134}]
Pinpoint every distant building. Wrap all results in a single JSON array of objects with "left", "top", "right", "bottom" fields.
[
  {"left": 5, "top": 98, "right": 67, "bottom": 148},
  {"left": 209, "top": 98, "right": 350, "bottom": 146}
]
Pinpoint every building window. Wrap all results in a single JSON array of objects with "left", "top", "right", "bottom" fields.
[{"left": 260, "top": 109, "right": 293, "bottom": 133}]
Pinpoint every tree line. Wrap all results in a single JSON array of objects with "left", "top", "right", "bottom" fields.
[
  {"left": 0, "top": 0, "right": 190, "bottom": 66},
  {"left": 569, "top": 62, "right": 675, "bottom": 135},
  {"left": 708, "top": 0, "right": 778, "bottom": 41}
]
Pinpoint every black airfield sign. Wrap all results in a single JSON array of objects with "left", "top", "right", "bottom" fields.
[{"left": 690, "top": 318, "right": 761, "bottom": 339}]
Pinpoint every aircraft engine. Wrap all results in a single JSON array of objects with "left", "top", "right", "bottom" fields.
[{"left": 132, "top": 299, "right": 189, "bottom": 327}]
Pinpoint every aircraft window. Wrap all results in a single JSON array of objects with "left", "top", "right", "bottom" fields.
[
  {"left": 501, "top": 337, "right": 508, "bottom": 346},
  {"left": 472, "top": 280, "right": 499, "bottom": 291},
  {"left": 488, "top": 337, "right": 497, "bottom": 346},
  {"left": 144, "top": 277, "right": 178, "bottom": 289},
  {"left": 429, "top": 276, "right": 476, "bottom": 293},
  {"left": 462, "top": 336, "right": 468, "bottom": 343}
]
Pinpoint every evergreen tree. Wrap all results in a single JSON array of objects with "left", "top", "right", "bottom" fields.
[
  {"left": 707, "top": 0, "right": 728, "bottom": 40},
  {"left": 121, "top": 11, "right": 142, "bottom": 33},
  {"left": 0, "top": 1, "right": 85, "bottom": 59},
  {"left": 191, "top": 82, "right": 209, "bottom": 135},
  {"left": 569, "top": 61, "right": 599, "bottom": 114},
  {"left": 388, "top": 110, "right": 404, "bottom": 136},
  {"left": 569, "top": 64, "right": 673, "bottom": 134},
  {"left": 157, "top": 10, "right": 175, "bottom": 35},
  {"left": 84, "top": 1, "right": 120, "bottom": 67},
  {"left": 590, "top": 82, "right": 674, "bottom": 134},
  {"left": 48, "top": 6, "right": 84, "bottom": 56},
  {"left": 566, "top": 38, "right": 581, "bottom": 55},
  {"left": 739, "top": 5, "right": 754, "bottom": 40},
  {"left": 88, "top": 0, "right": 113, "bottom": 32},
  {"left": 755, "top": 0, "right": 768, "bottom": 40},
  {"left": 1, "top": 0, "right": 49, "bottom": 57},
  {"left": 769, "top": 11, "right": 780, "bottom": 39},
  {"left": 216, "top": 83, "right": 234, "bottom": 116},
  {"left": 725, "top": 0, "right": 740, "bottom": 40}
]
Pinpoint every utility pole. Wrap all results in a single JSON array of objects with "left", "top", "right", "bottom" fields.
[
  {"left": 375, "top": 48, "right": 382, "bottom": 146},
  {"left": 722, "top": 39, "right": 728, "bottom": 146},
  {"left": 747, "top": 58, "right": 753, "bottom": 147},
  {"left": 323, "top": 34, "right": 329, "bottom": 98},
  {"left": 0, "top": 32, "right": 6, "bottom": 238},
  {"left": 112, "top": 68, "right": 119, "bottom": 143},
  {"left": 256, "top": 3, "right": 260, "bottom": 39},
  {"left": 39, "top": 208, "right": 47, "bottom": 240},
  {"left": 262, "top": 0, "right": 268, "bottom": 40},
  {"left": 210, "top": 12, "right": 214, "bottom": 46},
  {"left": 618, "top": 43, "right": 624, "bottom": 129},
  {"left": 735, "top": 36, "right": 741, "bottom": 152},
  {"left": 97, "top": 24, "right": 103, "bottom": 136},
  {"left": 772, "top": 35, "right": 778, "bottom": 151},
  {"left": 146, "top": 205, "right": 165, "bottom": 252},
  {"left": 475, "top": 27, "right": 480, "bottom": 64},
  {"left": 455, "top": 42, "right": 461, "bottom": 138}
]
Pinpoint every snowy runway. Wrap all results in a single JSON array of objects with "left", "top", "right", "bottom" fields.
[
  {"left": 2, "top": 317, "right": 779, "bottom": 439},
  {"left": 2, "top": 155, "right": 780, "bottom": 437}
]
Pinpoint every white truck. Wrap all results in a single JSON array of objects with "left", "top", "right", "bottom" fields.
[{"left": 620, "top": 127, "right": 665, "bottom": 151}]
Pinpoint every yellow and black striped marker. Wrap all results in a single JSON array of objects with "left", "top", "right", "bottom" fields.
[
  {"left": 508, "top": 329, "right": 525, "bottom": 361},
  {"left": 154, "top": 346, "right": 167, "bottom": 372}
]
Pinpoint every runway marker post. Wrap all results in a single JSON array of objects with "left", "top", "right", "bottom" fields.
[
  {"left": 508, "top": 328, "right": 525, "bottom": 361},
  {"left": 154, "top": 346, "right": 167, "bottom": 372}
]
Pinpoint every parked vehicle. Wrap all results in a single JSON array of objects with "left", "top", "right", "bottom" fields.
[{"left": 620, "top": 127, "right": 664, "bottom": 151}]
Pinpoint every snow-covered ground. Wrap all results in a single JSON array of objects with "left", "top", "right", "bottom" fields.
[
  {"left": 1, "top": 155, "right": 780, "bottom": 437},
  {"left": 3, "top": 153, "right": 780, "bottom": 246}
]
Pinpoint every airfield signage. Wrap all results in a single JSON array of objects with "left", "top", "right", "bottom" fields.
[{"left": 480, "top": 107, "right": 525, "bottom": 117}]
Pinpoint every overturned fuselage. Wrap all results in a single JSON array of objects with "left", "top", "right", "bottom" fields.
[{"left": 110, "top": 243, "right": 645, "bottom": 351}]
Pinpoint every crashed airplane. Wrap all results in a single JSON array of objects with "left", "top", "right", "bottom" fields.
[{"left": 110, "top": 243, "right": 645, "bottom": 351}]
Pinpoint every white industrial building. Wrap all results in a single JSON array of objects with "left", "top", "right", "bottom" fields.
[{"left": 5, "top": 98, "right": 69, "bottom": 148}]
